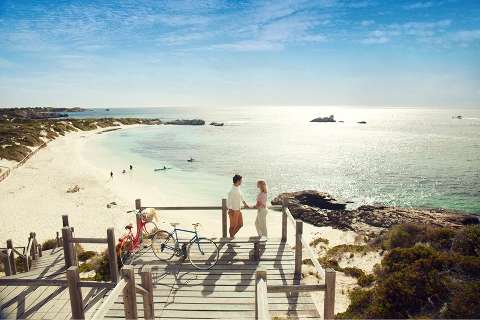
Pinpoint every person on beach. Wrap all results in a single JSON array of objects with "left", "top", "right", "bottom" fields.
[
  {"left": 227, "top": 174, "right": 249, "bottom": 238},
  {"left": 129, "top": 164, "right": 133, "bottom": 170},
  {"left": 254, "top": 180, "right": 269, "bottom": 237},
  {"left": 110, "top": 171, "right": 113, "bottom": 178}
]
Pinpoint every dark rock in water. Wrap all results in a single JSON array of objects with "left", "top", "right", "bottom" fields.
[
  {"left": 165, "top": 119, "right": 205, "bottom": 125},
  {"left": 357, "top": 121, "right": 367, "bottom": 124},
  {"left": 311, "top": 115, "right": 335, "bottom": 123},
  {"left": 271, "top": 190, "right": 347, "bottom": 210},
  {"left": 210, "top": 122, "right": 224, "bottom": 126},
  {"left": 273, "top": 190, "right": 478, "bottom": 237}
]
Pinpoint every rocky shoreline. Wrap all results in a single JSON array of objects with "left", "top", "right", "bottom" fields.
[{"left": 272, "top": 190, "right": 479, "bottom": 238}]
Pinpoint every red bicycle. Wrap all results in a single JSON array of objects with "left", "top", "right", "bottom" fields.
[{"left": 117, "top": 210, "right": 159, "bottom": 265}]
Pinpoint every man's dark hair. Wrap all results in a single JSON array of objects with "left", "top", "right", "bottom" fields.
[{"left": 233, "top": 174, "right": 242, "bottom": 184}]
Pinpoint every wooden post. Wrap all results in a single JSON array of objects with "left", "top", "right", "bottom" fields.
[
  {"left": 107, "top": 228, "right": 119, "bottom": 283},
  {"left": 37, "top": 244, "right": 42, "bottom": 257},
  {"left": 136, "top": 213, "right": 143, "bottom": 244},
  {"left": 2, "top": 250, "right": 13, "bottom": 276},
  {"left": 254, "top": 242, "right": 260, "bottom": 261},
  {"left": 141, "top": 266, "right": 154, "bottom": 320},
  {"left": 32, "top": 232, "right": 39, "bottom": 260},
  {"left": 324, "top": 268, "right": 336, "bottom": 320},
  {"left": 222, "top": 198, "right": 228, "bottom": 238},
  {"left": 62, "top": 214, "right": 69, "bottom": 227},
  {"left": 135, "top": 198, "right": 142, "bottom": 211},
  {"left": 67, "top": 266, "right": 85, "bottom": 319},
  {"left": 62, "top": 227, "right": 74, "bottom": 267},
  {"left": 6, "top": 239, "right": 17, "bottom": 275},
  {"left": 56, "top": 231, "right": 61, "bottom": 247},
  {"left": 281, "top": 199, "right": 288, "bottom": 242},
  {"left": 294, "top": 220, "right": 303, "bottom": 279},
  {"left": 255, "top": 267, "right": 268, "bottom": 320},
  {"left": 122, "top": 265, "right": 138, "bottom": 319}
]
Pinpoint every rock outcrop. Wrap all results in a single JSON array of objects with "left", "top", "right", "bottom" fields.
[
  {"left": 310, "top": 115, "right": 336, "bottom": 123},
  {"left": 273, "top": 190, "right": 479, "bottom": 237},
  {"left": 165, "top": 119, "right": 205, "bottom": 125}
]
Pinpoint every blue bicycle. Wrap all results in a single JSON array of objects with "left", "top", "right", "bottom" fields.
[{"left": 151, "top": 223, "right": 219, "bottom": 270}]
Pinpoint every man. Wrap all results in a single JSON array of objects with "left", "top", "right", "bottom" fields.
[{"left": 227, "top": 174, "right": 250, "bottom": 238}]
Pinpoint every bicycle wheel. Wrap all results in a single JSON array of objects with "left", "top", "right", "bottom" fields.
[
  {"left": 187, "top": 238, "right": 219, "bottom": 270},
  {"left": 151, "top": 230, "right": 177, "bottom": 261},
  {"left": 119, "top": 239, "right": 134, "bottom": 265},
  {"left": 142, "top": 221, "right": 159, "bottom": 243}
]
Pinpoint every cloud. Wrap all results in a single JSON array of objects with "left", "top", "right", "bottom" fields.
[
  {"left": 360, "top": 20, "right": 375, "bottom": 27},
  {"left": 403, "top": 1, "right": 434, "bottom": 9},
  {"left": 361, "top": 30, "right": 390, "bottom": 44}
]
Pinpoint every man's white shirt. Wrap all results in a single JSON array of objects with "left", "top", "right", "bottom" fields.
[{"left": 227, "top": 185, "right": 244, "bottom": 210}]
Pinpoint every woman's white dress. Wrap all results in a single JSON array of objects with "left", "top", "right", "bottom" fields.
[{"left": 255, "top": 192, "right": 268, "bottom": 237}]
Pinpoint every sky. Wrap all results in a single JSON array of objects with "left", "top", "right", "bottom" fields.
[{"left": 0, "top": 0, "right": 479, "bottom": 108}]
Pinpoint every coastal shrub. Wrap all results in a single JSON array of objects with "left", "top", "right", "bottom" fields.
[
  {"left": 78, "top": 250, "right": 97, "bottom": 262},
  {"left": 0, "top": 145, "right": 31, "bottom": 161},
  {"left": 326, "top": 244, "right": 370, "bottom": 259},
  {"left": 79, "top": 262, "right": 94, "bottom": 273},
  {"left": 318, "top": 257, "right": 340, "bottom": 270},
  {"left": 425, "top": 227, "right": 456, "bottom": 251},
  {"left": 357, "top": 273, "right": 375, "bottom": 287},
  {"left": 443, "top": 281, "right": 480, "bottom": 319},
  {"left": 342, "top": 267, "right": 365, "bottom": 279},
  {"left": 336, "top": 288, "right": 374, "bottom": 319},
  {"left": 310, "top": 237, "right": 329, "bottom": 247},
  {"left": 383, "top": 224, "right": 425, "bottom": 249},
  {"left": 451, "top": 225, "right": 480, "bottom": 257},
  {"left": 41, "top": 239, "right": 57, "bottom": 250},
  {"left": 92, "top": 250, "right": 110, "bottom": 281}
]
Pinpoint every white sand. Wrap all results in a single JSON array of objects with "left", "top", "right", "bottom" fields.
[{"left": 0, "top": 125, "right": 376, "bottom": 313}]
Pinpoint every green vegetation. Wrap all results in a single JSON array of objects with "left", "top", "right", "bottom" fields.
[
  {"left": 336, "top": 224, "right": 480, "bottom": 319},
  {"left": 309, "top": 237, "right": 329, "bottom": 247},
  {"left": 0, "top": 118, "right": 161, "bottom": 162},
  {"left": 78, "top": 250, "right": 96, "bottom": 262},
  {"left": 41, "top": 239, "right": 57, "bottom": 250}
]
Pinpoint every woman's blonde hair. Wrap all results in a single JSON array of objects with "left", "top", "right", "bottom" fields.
[{"left": 257, "top": 180, "right": 268, "bottom": 193}]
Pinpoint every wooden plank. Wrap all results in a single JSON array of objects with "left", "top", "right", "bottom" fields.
[
  {"left": 255, "top": 268, "right": 271, "bottom": 320},
  {"left": 267, "top": 284, "right": 326, "bottom": 293},
  {"left": 90, "top": 279, "right": 126, "bottom": 320},
  {"left": 70, "top": 237, "right": 108, "bottom": 244},
  {"left": 0, "top": 278, "right": 68, "bottom": 286}
]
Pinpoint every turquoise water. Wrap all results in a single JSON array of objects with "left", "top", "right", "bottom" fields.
[{"left": 72, "top": 107, "right": 480, "bottom": 214}]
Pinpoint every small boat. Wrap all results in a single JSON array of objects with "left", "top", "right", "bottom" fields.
[
  {"left": 187, "top": 158, "right": 195, "bottom": 162},
  {"left": 105, "top": 108, "right": 110, "bottom": 111},
  {"left": 454, "top": 115, "right": 462, "bottom": 119},
  {"left": 210, "top": 122, "right": 224, "bottom": 126},
  {"left": 154, "top": 167, "right": 171, "bottom": 172},
  {"left": 357, "top": 121, "right": 367, "bottom": 124}
]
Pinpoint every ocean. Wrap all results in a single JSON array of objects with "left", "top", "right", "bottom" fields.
[{"left": 70, "top": 107, "right": 480, "bottom": 214}]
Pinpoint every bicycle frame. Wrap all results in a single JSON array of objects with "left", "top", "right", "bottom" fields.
[
  {"left": 120, "top": 216, "right": 150, "bottom": 252},
  {"left": 164, "top": 227, "right": 205, "bottom": 255}
]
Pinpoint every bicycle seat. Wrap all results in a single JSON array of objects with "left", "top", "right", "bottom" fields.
[
  {"left": 125, "top": 224, "right": 133, "bottom": 230},
  {"left": 170, "top": 222, "right": 180, "bottom": 227}
]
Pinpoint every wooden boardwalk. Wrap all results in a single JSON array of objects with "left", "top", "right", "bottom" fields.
[
  {"left": 100, "top": 238, "right": 320, "bottom": 319},
  {"left": 1, "top": 239, "right": 321, "bottom": 319},
  {"left": 0, "top": 248, "right": 108, "bottom": 319}
]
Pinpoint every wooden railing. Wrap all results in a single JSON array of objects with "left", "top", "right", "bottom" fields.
[
  {"left": 254, "top": 200, "right": 337, "bottom": 320},
  {"left": 1, "top": 232, "right": 42, "bottom": 276},
  {"left": 61, "top": 214, "right": 119, "bottom": 283},
  {"left": 135, "top": 198, "right": 281, "bottom": 239},
  {"left": 91, "top": 265, "right": 154, "bottom": 320}
]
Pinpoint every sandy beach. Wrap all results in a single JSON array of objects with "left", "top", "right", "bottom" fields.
[{"left": 0, "top": 125, "right": 379, "bottom": 313}]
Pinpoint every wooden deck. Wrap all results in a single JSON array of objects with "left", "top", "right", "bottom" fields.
[
  {"left": 1, "top": 239, "right": 322, "bottom": 319},
  {"left": 0, "top": 247, "right": 108, "bottom": 320},
  {"left": 101, "top": 238, "right": 320, "bottom": 319}
]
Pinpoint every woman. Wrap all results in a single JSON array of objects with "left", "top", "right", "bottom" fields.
[{"left": 254, "top": 180, "right": 269, "bottom": 237}]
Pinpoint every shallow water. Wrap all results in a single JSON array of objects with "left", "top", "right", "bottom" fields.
[{"left": 73, "top": 107, "right": 480, "bottom": 214}]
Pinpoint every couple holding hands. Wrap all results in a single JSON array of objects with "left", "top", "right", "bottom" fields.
[{"left": 226, "top": 174, "right": 269, "bottom": 238}]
